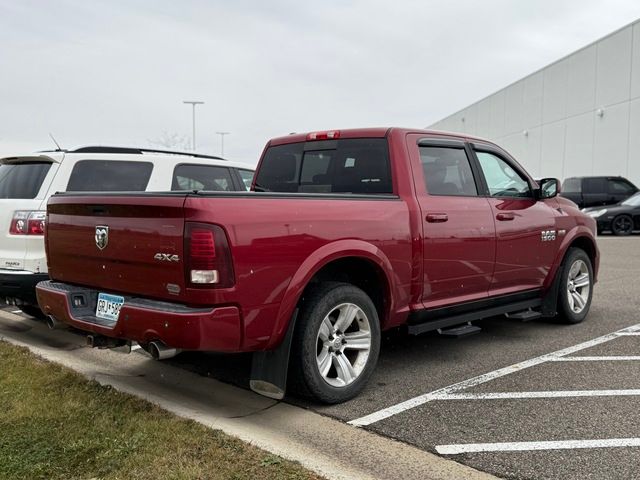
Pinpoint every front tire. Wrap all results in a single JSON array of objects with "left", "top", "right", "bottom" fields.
[
  {"left": 289, "top": 282, "right": 381, "bottom": 404},
  {"left": 557, "top": 248, "right": 593, "bottom": 324}
]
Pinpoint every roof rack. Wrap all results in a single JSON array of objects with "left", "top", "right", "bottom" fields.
[{"left": 68, "top": 146, "right": 226, "bottom": 161}]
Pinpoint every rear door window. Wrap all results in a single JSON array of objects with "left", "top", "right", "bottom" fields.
[
  {"left": 66, "top": 160, "right": 153, "bottom": 192},
  {"left": 255, "top": 138, "right": 392, "bottom": 194},
  {"left": 172, "top": 164, "right": 234, "bottom": 191},
  {"left": 0, "top": 162, "right": 52, "bottom": 199},
  {"left": 419, "top": 147, "right": 478, "bottom": 196}
]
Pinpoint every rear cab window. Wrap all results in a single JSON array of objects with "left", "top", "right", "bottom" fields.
[
  {"left": 172, "top": 164, "right": 234, "bottom": 191},
  {"left": 0, "top": 162, "right": 52, "bottom": 199},
  {"left": 255, "top": 138, "right": 392, "bottom": 194},
  {"left": 66, "top": 160, "right": 153, "bottom": 192}
]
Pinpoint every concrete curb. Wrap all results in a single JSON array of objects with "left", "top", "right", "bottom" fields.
[{"left": 0, "top": 311, "right": 498, "bottom": 480}]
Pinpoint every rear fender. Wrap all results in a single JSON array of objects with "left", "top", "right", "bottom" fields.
[{"left": 266, "top": 239, "right": 397, "bottom": 349}]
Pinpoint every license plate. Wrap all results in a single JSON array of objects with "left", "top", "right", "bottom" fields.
[{"left": 96, "top": 293, "right": 125, "bottom": 323}]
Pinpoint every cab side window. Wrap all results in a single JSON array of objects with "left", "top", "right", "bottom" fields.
[
  {"left": 476, "top": 151, "right": 531, "bottom": 198},
  {"left": 608, "top": 178, "right": 635, "bottom": 194},
  {"left": 583, "top": 177, "right": 606, "bottom": 194},
  {"left": 419, "top": 146, "right": 478, "bottom": 196}
]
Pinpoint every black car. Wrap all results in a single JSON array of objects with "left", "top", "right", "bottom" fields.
[
  {"left": 561, "top": 176, "right": 638, "bottom": 209},
  {"left": 583, "top": 192, "right": 640, "bottom": 235}
]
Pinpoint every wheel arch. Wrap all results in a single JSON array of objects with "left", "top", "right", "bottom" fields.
[
  {"left": 541, "top": 228, "right": 598, "bottom": 317},
  {"left": 548, "top": 227, "right": 599, "bottom": 289},
  {"left": 266, "top": 240, "right": 397, "bottom": 349}
]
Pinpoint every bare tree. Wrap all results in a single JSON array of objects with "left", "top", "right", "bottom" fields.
[{"left": 148, "top": 131, "right": 191, "bottom": 151}]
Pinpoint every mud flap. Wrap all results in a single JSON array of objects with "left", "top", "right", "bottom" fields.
[
  {"left": 541, "top": 264, "right": 563, "bottom": 317},
  {"left": 249, "top": 309, "right": 298, "bottom": 400}
]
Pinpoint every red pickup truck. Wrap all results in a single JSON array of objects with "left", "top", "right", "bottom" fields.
[{"left": 36, "top": 128, "right": 599, "bottom": 403}]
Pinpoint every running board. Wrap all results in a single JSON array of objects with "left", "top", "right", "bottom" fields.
[
  {"left": 506, "top": 309, "right": 542, "bottom": 322},
  {"left": 407, "top": 298, "right": 542, "bottom": 336},
  {"left": 437, "top": 323, "right": 482, "bottom": 338}
]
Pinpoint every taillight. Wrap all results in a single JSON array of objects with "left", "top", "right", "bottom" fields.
[
  {"left": 185, "top": 222, "right": 234, "bottom": 288},
  {"left": 306, "top": 130, "right": 340, "bottom": 141},
  {"left": 9, "top": 211, "right": 46, "bottom": 235}
]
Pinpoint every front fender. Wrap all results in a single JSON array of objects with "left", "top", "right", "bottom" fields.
[
  {"left": 545, "top": 225, "right": 599, "bottom": 290},
  {"left": 265, "top": 239, "right": 398, "bottom": 349}
]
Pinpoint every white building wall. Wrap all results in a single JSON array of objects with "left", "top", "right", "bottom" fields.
[{"left": 429, "top": 19, "right": 640, "bottom": 185}]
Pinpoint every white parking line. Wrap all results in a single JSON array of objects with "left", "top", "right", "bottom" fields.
[
  {"left": 436, "top": 438, "right": 640, "bottom": 455},
  {"left": 552, "top": 356, "right": 640, "bottom": 361},
  {"left": 131, "top": 344, "right": 142, "bottom": 351},
  {"left": 615, "top": 332, "right": 640, "bottom": 336},
  {"left": 349, "top": 322, "right": 640, "bottom": 427},
  {"left": 431, "top": 389, "right": 640, "bottom": 400}
]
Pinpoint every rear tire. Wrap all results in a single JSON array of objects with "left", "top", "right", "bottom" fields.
[
  {"left": 289, "top": 282, "right": 381, "bottom": 404},
  {"left": 611, "top": 214, "right": 633, "bottom": 236},
  {"left": 557, "top": 248, "right": 593, "bottom": 324}
]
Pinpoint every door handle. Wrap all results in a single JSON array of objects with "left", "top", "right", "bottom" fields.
[
  {"left": 426, "top": 213, "right": 448, "bottom": 223},
  {"left": 496, "top": 212, "right": 515, "bottom": 221}
]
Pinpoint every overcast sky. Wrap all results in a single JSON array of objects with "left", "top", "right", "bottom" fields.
[{"left": 1, "top": 0, "right": 640, "bottom": 164}]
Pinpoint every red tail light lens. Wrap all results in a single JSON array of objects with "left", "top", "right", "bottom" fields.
[
  {"left": 185, "top": 222, "right": 234, "bottom": 288},
  {"left": 190, "top": 229, "right": 216, "bottom": 270},
  {"left": 10, "top": 211, "right": 46, "bottom": 235}
]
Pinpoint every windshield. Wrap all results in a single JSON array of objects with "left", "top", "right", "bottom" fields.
[
  {"left": 621, "top": 193, "right": 640, "bottom": 207},
  {"left": 0, "top": 162, "right": 52, "bottom": 199}
]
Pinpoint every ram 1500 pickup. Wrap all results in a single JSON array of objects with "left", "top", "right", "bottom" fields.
[{"left": 36, "top": 128, "right": 599, "bottom": 403}]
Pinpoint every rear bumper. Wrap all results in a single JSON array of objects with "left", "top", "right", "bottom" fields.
[
  {"left": 36, "top": 280, "right": 242, "bottom": 352},
  {"left": 0, "top": 270, "right": 49, "bottom": 304}
]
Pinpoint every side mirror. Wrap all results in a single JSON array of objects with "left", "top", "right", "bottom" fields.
[{"left": 536, "top": 178, "right": 560, "bottom": 199}]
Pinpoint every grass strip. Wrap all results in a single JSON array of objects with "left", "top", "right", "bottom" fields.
[{"left": 0, "top": 341, "right": 322, "bottom": 480}]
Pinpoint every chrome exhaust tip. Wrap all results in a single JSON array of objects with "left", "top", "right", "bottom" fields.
[
  {"left": 46, "top": 315, "right": 67, "bottom": 330},
  {"left": 148, "top": 341, "right": 181, "bottom": 360}
]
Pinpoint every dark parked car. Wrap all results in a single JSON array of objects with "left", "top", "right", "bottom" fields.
[
  {"left": 584, "top": 192, "right": 640, "bottom": 235},
  {"left": 561, "top": 176, "right": 638, "bottom": 209}
]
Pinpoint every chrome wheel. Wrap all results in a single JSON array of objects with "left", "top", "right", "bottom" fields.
[
  {"left": 566, "top": 259, "right": 590, "bottom": 314},
  {"left": 316, "top": 302, "right": 372, "bottom": 388}
]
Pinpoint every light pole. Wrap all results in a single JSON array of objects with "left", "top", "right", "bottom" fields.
[
  {"left": 215, "top": 131, "right": 230, "bottom": 157},
  {"left": 183, "top": 100, "right": 204, "bottom": 150}
]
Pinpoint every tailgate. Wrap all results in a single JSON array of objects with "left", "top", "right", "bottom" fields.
[{"left": 46, "top": 194, "right": 188, "bottom": 302}]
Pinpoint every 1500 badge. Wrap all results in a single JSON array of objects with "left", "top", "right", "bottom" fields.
[{"left": 541, "top": 230, "right": 557, "bottom": 242}]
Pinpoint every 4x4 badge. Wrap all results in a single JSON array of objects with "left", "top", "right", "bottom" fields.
[{"left": 95, "top": 226, "right": 109, "bottom": 250}]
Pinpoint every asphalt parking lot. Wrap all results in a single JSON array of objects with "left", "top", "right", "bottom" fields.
[{"left": 3, "top": 235, "right": 640, "bottom": 480}]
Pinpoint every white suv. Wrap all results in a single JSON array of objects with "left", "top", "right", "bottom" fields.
[{"left": 0, "top": 146, "right": 254, "bottom": 316}]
